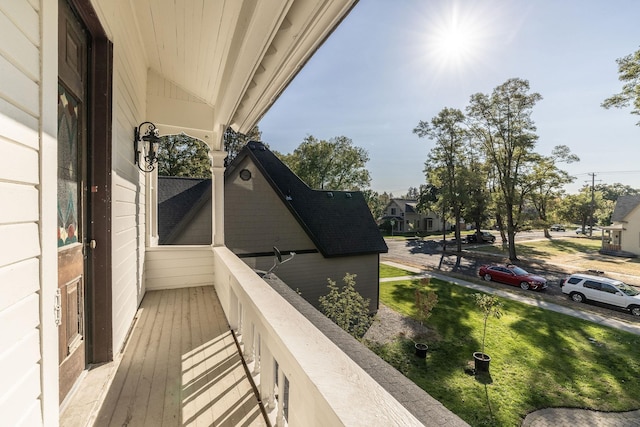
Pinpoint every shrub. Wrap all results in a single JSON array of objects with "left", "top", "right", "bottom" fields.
[{"left": 319, "top": 273, "right": 373, "bottom": 339}]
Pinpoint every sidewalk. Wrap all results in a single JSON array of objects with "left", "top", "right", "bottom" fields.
[{"left": 381, "top": 260, "right": 640, "bottom": 426}]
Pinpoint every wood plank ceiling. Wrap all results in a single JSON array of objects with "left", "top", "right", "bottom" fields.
[{"left": 132, "top": 0, "right": 358, "bottom": 139}]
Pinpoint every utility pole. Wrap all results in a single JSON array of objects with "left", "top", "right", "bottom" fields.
[{"left": 586, "top": 173, "right": 600, "bottom": 237}]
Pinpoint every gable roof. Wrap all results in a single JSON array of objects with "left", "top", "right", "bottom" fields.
[
  {"left": 158, "top": 176, "right": 212, "bottom": 244},
  {"left": 611, "top": 195, "right": 640, "bottom": 222},
  {"left": 226, "top": 141, "right": 387, "bottom": 257},
  {"left": 386, "top": 199, "right": 417, "bottom": 213}
]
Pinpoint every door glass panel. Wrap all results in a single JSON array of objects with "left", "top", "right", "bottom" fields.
[{"left": 58, "top": 84, "right": 80, "bottom": 247}]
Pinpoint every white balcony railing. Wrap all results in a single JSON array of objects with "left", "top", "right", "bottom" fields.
[{"left": 212, "top": 246, "right": 424, "bottom": 427}]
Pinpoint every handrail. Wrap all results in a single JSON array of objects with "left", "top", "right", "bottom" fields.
[{"left": 212, "top": 246, "right": 423, "bottom": 426}]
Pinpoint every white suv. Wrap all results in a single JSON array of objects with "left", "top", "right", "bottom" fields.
[{"left": 561, "top": 273, "right": 640, "bottom": 316}]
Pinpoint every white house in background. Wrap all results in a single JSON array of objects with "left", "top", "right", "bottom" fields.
[
  {"left": 0, "top": 1, "right": 465, "bottom": 426},
  {"left": 380, "top": 199, "right": 449, "bottom": 233},
  {"left": 602, "top": 195, "right": 640, "bottom": 257}
]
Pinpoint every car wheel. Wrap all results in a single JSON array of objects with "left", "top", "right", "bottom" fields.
[
  {"left": 483, "top": 274, "right": 492, "bottom": 282},
  {"left": 520, "top": 281, "right": 530, "bottom": 290},
  {"left": 570, "top": 292, "right": 585, "bottom": 303},
  {"left": 630, "top": 306, "right": 640, "bottom": 317}
]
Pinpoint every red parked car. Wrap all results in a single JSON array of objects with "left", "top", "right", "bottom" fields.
[{"left": 478, "top": 264, "right": 548, "bottom": 291}]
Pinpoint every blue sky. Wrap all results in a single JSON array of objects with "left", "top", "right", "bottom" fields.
[{"left": 258, "top": 0, "right": 640, "bottom": 195}]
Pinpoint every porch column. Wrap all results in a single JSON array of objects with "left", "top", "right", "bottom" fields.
[{"left": 211, "top": 150, "right": 226, "bottom": 246}]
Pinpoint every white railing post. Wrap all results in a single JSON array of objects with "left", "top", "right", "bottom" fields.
[
  {"left": 260, "top": 346, "right": 276, "bottom": 412},
  {"left": 244, "top": 322, "right": 255, "bottom": 363},
  {"left": 237, "top": 301, "right": 244, "bottom": 344},
  {"left": 253, "top": 333, "right": 261, "bottom": 374},
  {"left": 228, "top": 290, "right": 239, "bottom": 331},
  {"left": 276, "top": 367, "right": 286, "bottom": 426}
]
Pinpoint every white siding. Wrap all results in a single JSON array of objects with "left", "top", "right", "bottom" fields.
[
  {"left": 145, "top": 246, "right": 215, "bottom": 290},
  {"left": 621, "top": 206, "right": 640, "bottom": 255},
  {"left": 0, "top": 1, "right": 46, "bottom": 425}
]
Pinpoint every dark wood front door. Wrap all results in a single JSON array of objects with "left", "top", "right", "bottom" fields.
[{"left": 58, "top": 0, "right": 89, "bottom": 402}]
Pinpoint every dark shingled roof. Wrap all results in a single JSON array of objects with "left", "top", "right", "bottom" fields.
[
  {"left": 158, "top": 176, "right": 211, "bottom": 244},
  {"left": 611, "top": 195, "right": 640, "bottom": 222},
  {"left": 226, "top": 141, "right": 387, "bottom": 257}
]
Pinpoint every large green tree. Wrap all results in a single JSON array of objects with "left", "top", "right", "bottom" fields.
[
  {"left": 466, "top": 78, "right": 543, "bottom": 260},
  {"left": 223, "top": 125, "right": 263, "bottom": 164},
  {"left": 558, "top": 188, "right": 605, "bottom": 233},
  {"left": 362, "top": 189, "right": 389, "bottom": 221},
  {"left": 279, "top": 135, "right": 371, "bottom": 190},
  {"left": 157, "top": 134, "right": 211, "bottom": 178},
  {"left": 528, "top": 145, "right": 579, "bottom": 237},
  {"left": 602, "top": 47, "right": 640, "bottom": 125},
  {"left": 414, "top": 107, "right": 470, "bottom": 251},
  {"left": 594, "top": 182, "right": 640, "bottom": 202}
]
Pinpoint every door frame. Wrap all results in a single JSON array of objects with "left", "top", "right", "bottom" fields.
[{"left": 65, "top": 0, "right": 113, "bottom": 364}]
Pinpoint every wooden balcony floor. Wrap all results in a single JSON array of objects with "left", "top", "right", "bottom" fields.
[{"left": 95, "top": 287, "right": 267, "bottom": 426}]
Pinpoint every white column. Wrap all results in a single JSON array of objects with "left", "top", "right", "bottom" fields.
[{"left": 211, "top": 150, "right": 226, "bottom": 246}]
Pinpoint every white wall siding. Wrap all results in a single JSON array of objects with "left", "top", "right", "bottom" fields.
[
  {"left": 145, "top": 246, "right": 215, "bottom": 290},
  {"left": 0, "top": 0, "right": 47, "bottom": 423}
]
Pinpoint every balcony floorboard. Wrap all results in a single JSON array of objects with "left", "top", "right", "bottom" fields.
[{"left": 94, "top": 286, "right": 267, "bottom": 426}]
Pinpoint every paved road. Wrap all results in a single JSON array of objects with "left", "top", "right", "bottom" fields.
[{"left": 381, "top": 237, "right": 640, "bottom": 324}]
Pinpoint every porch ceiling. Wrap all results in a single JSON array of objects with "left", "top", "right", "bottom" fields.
[{"left": 132, "top": 0, "right": 357, "bottom": 136}]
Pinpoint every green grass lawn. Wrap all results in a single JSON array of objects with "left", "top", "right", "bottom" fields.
[
  {"left": 379, "top": 264, "right": 417, "bottom": 278},
  {"left": 367, "top": 277, "right": 640, "bottom": 426}
]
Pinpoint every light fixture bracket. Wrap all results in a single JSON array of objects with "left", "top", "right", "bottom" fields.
[{"left": 134, "top": 121, "right": 161, "bottom": 172}]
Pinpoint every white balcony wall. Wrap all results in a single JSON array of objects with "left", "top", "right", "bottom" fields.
[
  {"left": 145, "top": 246, "right": 214, "bottom": 290},
  {"left": 213, "top": 246, "right": 423, "bottom": 427}
]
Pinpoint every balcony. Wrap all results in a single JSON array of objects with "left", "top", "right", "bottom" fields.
[{"left": 61, "top": 246, "right": 465, "bottom": 426}]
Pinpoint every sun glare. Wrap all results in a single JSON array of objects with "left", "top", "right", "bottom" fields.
[{"left": 423, "top": 3, "right": 493, "bottom": 71}]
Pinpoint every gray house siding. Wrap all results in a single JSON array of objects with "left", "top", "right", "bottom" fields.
[
  {"left": 225, "top": 156, "right": 316, "bottom": 254},
  {"left": 245, "top": 253, "right": 380, "bottom": 312}
]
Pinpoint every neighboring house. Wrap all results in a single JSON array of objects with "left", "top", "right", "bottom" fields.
[
  {"left": 158, "top": 176, "right": 212, "bottom": 245},
  {"left": 602, "top": 195, "right": 640, "bottom": 257},
  {"left": 380, "top": 199, "right": 449, "bottom": 233},
  {"left": 225, "top": 142, "right": 388, "bottom": 312}
]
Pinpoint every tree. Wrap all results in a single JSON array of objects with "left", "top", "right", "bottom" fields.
[
  {"left": 414, "top": 278, "right": 438, "bottom": 327},
  {"left": 414, "top": 107, "right": 470, "bottom": 252},
  {"left": 318, "top": 273, "right": 373, "bottom": 339},
  {"left": 473, "top": 293, "right": 503, "bottom": 358},
  {"left": 528, "top": 145, "right": 579, "bottom": 237},
  {"left": 558, "top": 188, "right": 605, "bottom": 231},
  {"left": 279, "top": 135, "right": 371, "bottom": 190},
  {"left": 404, "top": 186, "right": 420, "bottom": 199},
  {"left": 223, "top": 125, "right": 262, "bottom": 164},
  {"left": 362, "top": 189, "right": 389, "bottom": 221},
  {"left": 157, "top": 133, "right": 211, "bottom": 178},
  {"left": 463, "top": 145, "right": 490, "bottom": 238},
  {"left": 594, "top": 182, "right": 640, "bottom": 202},
  {"left": 602, "top": 47, "right": 640, "bottom": 125},
  {"left": 467, "top": 78, "right": 543, "bottom": 260}
]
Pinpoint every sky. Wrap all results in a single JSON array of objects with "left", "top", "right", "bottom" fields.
[{"left": 258, "top": 0, "right": 640, "bottom": 196}]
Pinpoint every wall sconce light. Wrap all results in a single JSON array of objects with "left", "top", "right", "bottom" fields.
[{"left": 134, "top": 121, "right": 161, "bottom": 172}]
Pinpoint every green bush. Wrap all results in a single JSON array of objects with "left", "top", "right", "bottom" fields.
[{"left": 319, "top": 273, "right": 373, "bottom": 339}]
